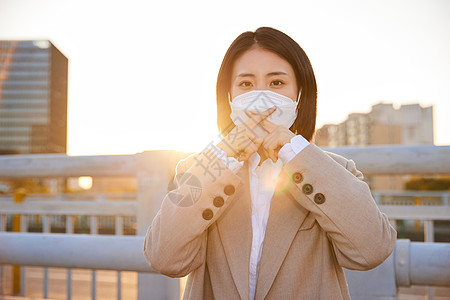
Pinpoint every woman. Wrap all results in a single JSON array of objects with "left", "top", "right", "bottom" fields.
[{"left": 144, "top": 27, "right": 396, "bottom": 300}]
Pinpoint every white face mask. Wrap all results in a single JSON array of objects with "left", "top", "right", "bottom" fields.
[{"left": 229, "top": 90, "right": 300, "bottom": 129}]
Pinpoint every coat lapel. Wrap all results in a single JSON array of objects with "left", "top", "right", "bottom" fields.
[
  {"left": 255, "top": 169, "right": 310, "bottom": 300},
  {"left": 217, "top": 162, "right": 252, "bottom": 300}
]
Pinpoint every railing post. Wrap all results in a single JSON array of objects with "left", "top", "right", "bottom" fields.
[
  {"left": 443, "top": 192, "right": 449, "bottom": 206},
  {"left": 12, "top": 188, "right": 27, "bottom": 296},
  {"left": 66, "top": 215, "right": 73, "bottom": 300},
  {"left": 115, "top": 215, "right": 123, "bottom": 300},
  {"left": 0, "top": 214, "right": 4, "bottom": 296},
  {"left": 424, "top": 220, "right": 435, "bottom": 300},
  {"left": 424, "top": 220, "right": 434, "bottom": 243},
  {"left": 136, "top": 151, "right": 182, "bottom": 300},
  {"left": 43, "top": 215, "right": 50, "bottom": 298},
  {"left": 372, "top": 191, "right": 381, "bottom": 205},
  {"left": 90, "top": 215, "right": 98, "bottom": 300}
]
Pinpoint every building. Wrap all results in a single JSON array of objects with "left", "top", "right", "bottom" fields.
[
  {"left": 314, "top": 102, "right": 434, "bottom": 190},
  {"left": 316, "top": 103, "right": 433, "bottom": 147},
  {"left": 0, "top": 40, "right": 68, "bottom": 154}
]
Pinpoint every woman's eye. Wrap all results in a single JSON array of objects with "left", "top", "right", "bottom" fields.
[
  {"left": 270, "top": 80, "right": 284, "bottom": 86},
  {"left": 238, "top": 81, "right": 252, "bottom": 87}
]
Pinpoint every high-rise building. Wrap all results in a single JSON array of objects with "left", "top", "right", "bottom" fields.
[
  {"left": 0, "top": 40, "right": 68, "bottom": 154},
  {"left": 314, "top": 102, "right": 434, "bottom": 190}
]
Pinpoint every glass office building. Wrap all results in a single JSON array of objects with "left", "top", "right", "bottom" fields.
[{"left": 0, "top": 40, "right": 68, "bottom": 154}]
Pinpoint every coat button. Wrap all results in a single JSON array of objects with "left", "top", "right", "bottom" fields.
[
  {"left": 202, "top": 209, "right": 214, "bottom": 220},
  {"left": 213, "top": 196, "right": 224, "bottom": 207},
  {"left": 292, "top": 172, "right": 303, "bottom": 184},
  {"left": 224, "top": 184, "right": 235, "bottom": 196},
  {"left": 314, "top": 193, "right": 326, "bottom": 204},
  {"left": 302, "top": 184, "right": 313, "bottom": 195}
]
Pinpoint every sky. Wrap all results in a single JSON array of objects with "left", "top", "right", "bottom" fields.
[{"left": 0, "top": 0, "right": 449, "bottom": 155}]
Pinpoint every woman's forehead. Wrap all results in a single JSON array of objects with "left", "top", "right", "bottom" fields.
[{"left": 231, "top": 47, "right": 294, "bottom": 77}]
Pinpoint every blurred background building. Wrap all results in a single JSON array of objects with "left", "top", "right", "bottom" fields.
[
  {"left": 314, "top": 102, "right": 434, "bottom": 190},
  {"left": 0, "top": 40, "right": 68, "bottom": 155},
  {"left": 315, "top": 103, "right": 434, "bottom": 147}
]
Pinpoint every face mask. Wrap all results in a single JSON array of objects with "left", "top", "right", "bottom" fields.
[{"left": 229, "top": 90, "right": 300, "bottom": 129}]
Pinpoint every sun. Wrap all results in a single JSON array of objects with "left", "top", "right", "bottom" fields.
[{"left": 78, "top": 176, "right": 93, "bottom": 190}]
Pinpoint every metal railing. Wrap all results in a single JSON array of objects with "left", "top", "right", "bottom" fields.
[
  {"left": 0, "top": 145, "right": 449, "bottom": 300},
  {"left": 1, "top": 197, "right": 448, "bottom": 242},
  {"left": 1, "top": 234, "right": 448, "bottom": 284},
  {"left": 0, "top": 200, "right": 137, "bottom": 299},
  {"left": 373, "top": 190, "right": 450, "bottom": 206},
  {"left": 0, "top": 150, "right": 186, "bottom": 300},
  {"left": 1, "top": 193, "right": 449, "bottom": 299}
]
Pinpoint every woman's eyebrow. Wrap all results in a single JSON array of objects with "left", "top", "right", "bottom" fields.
[
  {"left": 235, "top": 71, "right": 289, "bottom": 79},
  {"left": 235, "top": 73, "right": 255, "bottom": 79},
  {"left": 266, "top": 71, "right": 288, "bottom": 76}
]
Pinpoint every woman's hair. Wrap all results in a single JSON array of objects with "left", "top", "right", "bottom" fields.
[{"left": 216, "top": 27, "right": 317, "bottom": 141}]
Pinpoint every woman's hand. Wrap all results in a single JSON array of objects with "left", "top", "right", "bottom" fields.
[
  {"left": 217, "top": 107, "right": 276, "bottom": 161},
  {"left": 251, "top": 112, "right": 295, "bottom": 162}
]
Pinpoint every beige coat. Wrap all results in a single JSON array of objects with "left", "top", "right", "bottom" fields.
[{"left": 143, "top": 144, "right": 397, "bottom": 299}]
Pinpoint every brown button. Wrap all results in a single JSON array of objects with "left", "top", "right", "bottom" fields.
[
  {"left": 213, "top": 196, "right": 224, "bottom": 207},
  {"left": 314, "top": 193, "right": 326, "bottom": 204},
  {"left": 292, "top": 172, "right": 303, "bottom": 184},
  {"left": 202, "top": 209, "right": 214, "bottom": 220},
  {"left": 302, "top": 184, "right": 313, "bottom": 195},
  {"left": 224, "top": 184, "right": 235, "bottom": 196}
]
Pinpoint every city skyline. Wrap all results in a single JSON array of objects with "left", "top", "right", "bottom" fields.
[{"left": 0, "top": 0, "right": 449, "bottom": 155}]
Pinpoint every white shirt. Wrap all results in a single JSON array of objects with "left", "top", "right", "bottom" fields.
[
  {"left": 212, "top": 135, "right": 309, "bottom": 300},
  {"left": 247, "top": 152, "right": 282, "bottom": 300}
]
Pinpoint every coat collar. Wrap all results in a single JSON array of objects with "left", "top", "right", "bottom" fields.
[{"left": 216, "top": 162, "right": 252, "bottom": 300}]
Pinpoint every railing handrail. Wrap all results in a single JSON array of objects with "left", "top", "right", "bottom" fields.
[
  {"left": 0, "top": 145, "right": 449, "bottom": 178},
  {"left": 373, "top": 190, "right": 450, "bottom": 197},
  {"left": 1, "top": 189, "right": 448, "bottom": 199},
  {"left": 0, "top": 191, "right": 137, "bottom": 199},
  {"left": 1, "top": 233, "right": 449, "bottom": 287},
  {"left": 379, "top": 205, "right": 450, "bottom": 220},
  {"left": 0, "top": 200, "right": 137, "bottom": 216},
  {"left": 2, "top": 201, "right": 448, "bottom": 220},
  {"left": 322, "top": 144, "right": 450, "bottom": 175},
  {"left": 0, "top": 150, "right": 188, "bottom": 178},
  {"left": 0, "top": 232, "right": 152, "bottom": 273}
]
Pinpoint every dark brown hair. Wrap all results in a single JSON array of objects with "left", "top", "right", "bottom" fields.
[{"left": 216, "top": 27, "right": 317, "bottom": 141}]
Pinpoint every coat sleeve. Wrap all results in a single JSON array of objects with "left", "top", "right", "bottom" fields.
[
  {"left": 284, "top": 143, "right": 397, "bottom": 270},
  {"left": 143, "top": 149, "right": 243, "bottom": 277}
]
